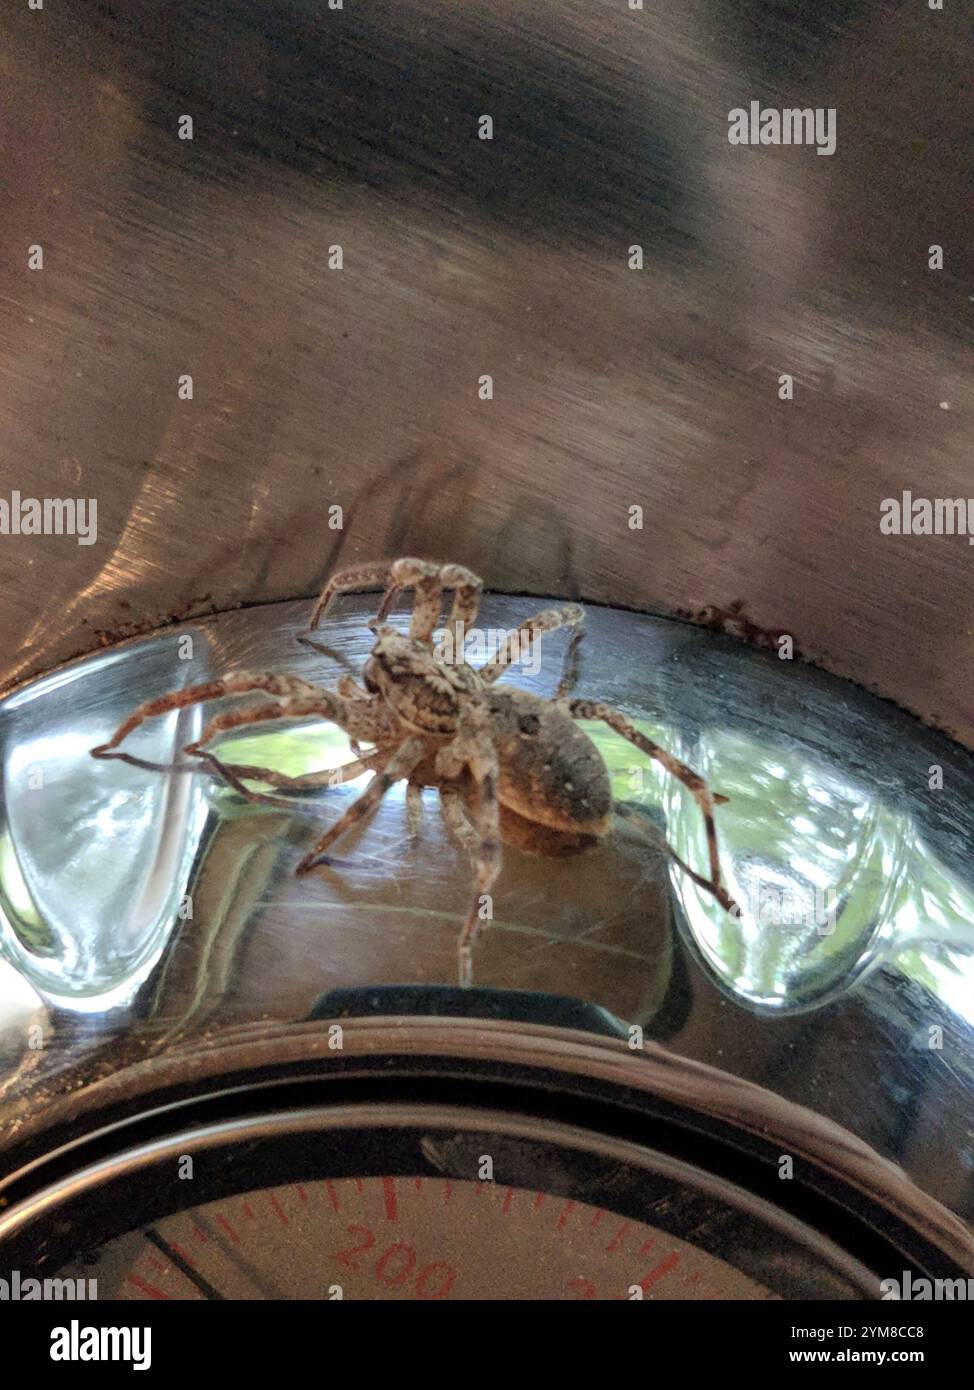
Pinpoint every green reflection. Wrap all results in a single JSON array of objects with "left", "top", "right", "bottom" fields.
[
  {"left": 210, "top": 722, "right": 358, "bottom": 781},
  {"left": 0, "top": 831, "right": 54, "bottom": 954}
]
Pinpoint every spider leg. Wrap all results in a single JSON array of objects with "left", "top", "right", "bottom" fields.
[
  {"left": 439, "top": 702, "right": 501, "bottom": 987},
  {"left": 455, "top": 748, "right": 501, "bottom": 990},
  {"left": 371, "top": 558, "right": 482, "bottom": 649},
  {"left": 614, "top": 801, "right": 740, "bottom": 912},
  {"left": 406, "top": 777, "right": 425, "bottom": 837},
  {"left": 438, "top": 784, "right": 478, "bottom": 853},
  {"left": 180, "top": 697, "right": 391, "bottom": 794},
  {"left": 192, "top": 746, "right": 385, "bottom": 809},
  {"left": 479, "top": 604, "right": 585, "bottom": 685},
  {"left": 440, "top": 562, "right": 483, "bottom": 653},
  {"left": 89, "top": 751, "right": 198, "bottom": 777},
  {"left": 295, "top": 735, "right": 428, "bottom": 875},
  {"left": 294, "top": 634, "right": 360, "bottom": 678},
  {"left": 90, "top": 672, "right": 326, "bottom": 758},
  {"left": 308, "top": 561, "right": 393, "bottom": 631},
  {"left": 337, "top": 674, "right": 372, "bottom": 702},
  {"left": 555, "top": 625, "right": 586, "bottom": 700},
  {"left": 313, "top": 678, "right": 373, "bottom": 750},
  {"left": 335, "top": 677, "right": 376, "bottom": 762},
  {"left": 92, "top": 677, "right": 396, "bottom": 794},
  {"left": 377, "top": 558, "right": 443, "bottom": 643},
  {"left": 567, "top": 699, "right": 737, "bottom": 916}
]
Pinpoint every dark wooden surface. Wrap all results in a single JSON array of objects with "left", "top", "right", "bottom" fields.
[{"left": 1, "top": 1, "right": 971, "bottom": 741}]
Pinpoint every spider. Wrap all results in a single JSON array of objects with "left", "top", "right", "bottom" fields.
[{"left": 91, "top": 558, "right": 739, "bottom": 986}]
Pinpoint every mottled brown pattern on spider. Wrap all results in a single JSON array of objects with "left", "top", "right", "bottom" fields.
[
  {"left": 91, "top": 557, "right": 738, "bottom": 986},
  {"left": 483, "top": 687, "right": 611, "bottom": 840}
]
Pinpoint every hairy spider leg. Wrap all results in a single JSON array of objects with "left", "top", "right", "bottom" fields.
[
  {"left": 295, "top": 735, "right": 429, "bottom": 875},
  {"left": 567, "top": 699, "right": 737, "bottom": 916},
  {"left": 613, "top": 801, "right": 740, "bottom": 916},
  {"left": 372, "top": 559, "right": 482, "bottom": 650},
  {"left": 405, "top": 776, "right": 426, "bottom": 837},
  {"left": 478, "top": 604, "right": 585, "bottom": 685},
  {"left": 92, "top": 674, "right": 396, "bottom": 811},
  {"left": 555, "top": 625, "right": 586, "bottom": 701},
  {"left": 444, "top": 702, "right": 502, "bottom": 988},
  {"left": 308, "top": 560, "right": 394, "bottom": 631},
  {"left": 189, "top": 741, "right": 385, "bottom": 809},
  {"left": 438, "top": 783, "right": 479, "bottom": 852}
]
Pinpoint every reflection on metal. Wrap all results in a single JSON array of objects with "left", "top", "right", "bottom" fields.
[
  {"left": 0, "top": 633, "right": 210, "bottom": 1007},
  {"left": 0, "top": 596, "right": 973, "bottom": 1225}
]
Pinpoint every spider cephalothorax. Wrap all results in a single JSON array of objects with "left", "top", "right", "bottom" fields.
[
  {"left": 361, "top": 627, "right": 484, "bottom": 733},
  {"left": 92, "top": 557, "right": 738, "bottom": 985}
]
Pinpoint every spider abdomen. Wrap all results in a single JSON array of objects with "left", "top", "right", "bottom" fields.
[{"left": 481, "top": 687, "right": 612, "bottom": 851}]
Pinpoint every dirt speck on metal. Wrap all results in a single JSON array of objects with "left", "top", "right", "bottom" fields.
[{"left": 681, "top": 600, "right": 801, "bottom": 657}]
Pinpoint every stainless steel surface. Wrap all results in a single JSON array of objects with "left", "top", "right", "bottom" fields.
[
  {"left": 17, "top": 1017, "right": 973, "bottom": 1296},
  {"left": 1, "top": 1, "right": 972, "bottom": 743},
  {"left": 1, "top": 596, "right": 972, "bottom": 1236}
]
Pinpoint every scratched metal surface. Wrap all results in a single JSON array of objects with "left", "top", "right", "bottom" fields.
[
  {"left": 0, "top": 596, "right": 973, "bottom": 1222},
  {"left": 0, "top": 1, "right": 972, "bottom": 745}
]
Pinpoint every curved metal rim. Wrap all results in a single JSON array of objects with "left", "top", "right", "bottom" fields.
[
  {"left": 3, "top": 1014, "right": 973, "bottom": 1273},
  {"left": 0, "top": 1099, "right": 882, "bottom": 1298}
]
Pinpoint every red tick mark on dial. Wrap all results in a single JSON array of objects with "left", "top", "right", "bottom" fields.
[
  {"left": 637, "top": 1252, "right": 681, "bottom": 1292},
  {"left": 127, "top": 1273, "right": 169, "bottom": 1300},
  {"left": 556, "top": 1201, "right": 576, "bottom": 1229},
  {"left": 606, "top": 1220, "right": 630, "bottom": 1252},
  {"left": 216, "top": 1214, "right": 240, "bottom": 1244}
]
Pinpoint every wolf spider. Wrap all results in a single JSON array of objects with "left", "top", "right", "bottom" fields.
[{"left": 91, "top": 558, "right": 738, "bottom": 986}]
